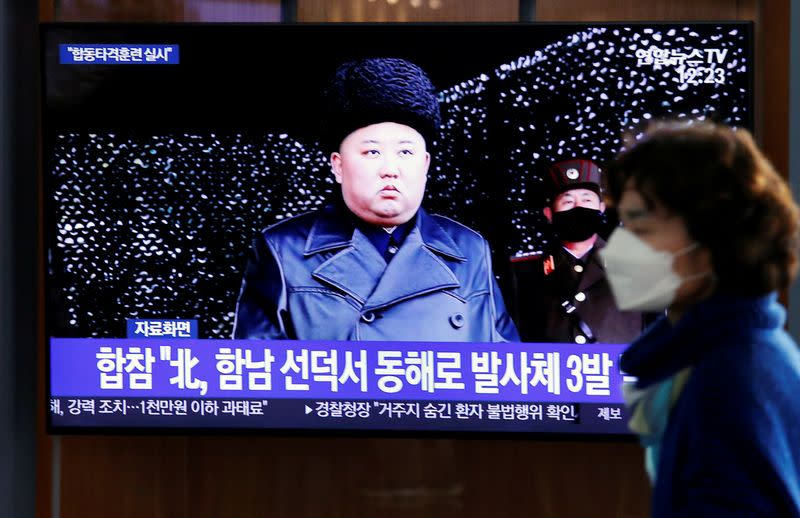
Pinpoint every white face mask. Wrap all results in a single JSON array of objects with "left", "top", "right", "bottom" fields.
[{"left": 599, "top": 227, "right": 707, "bottom": 312}]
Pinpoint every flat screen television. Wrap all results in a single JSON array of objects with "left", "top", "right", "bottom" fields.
[{"left": 42, "top": 22, "right": 753, "bottom": 435}]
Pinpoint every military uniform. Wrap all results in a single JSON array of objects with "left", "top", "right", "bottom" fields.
[
  {"left": 511, "top": 240, "right": 644, "bottom": 344},
  {"left": 510, "top": 158, "right": 647, "bottom": 344}
]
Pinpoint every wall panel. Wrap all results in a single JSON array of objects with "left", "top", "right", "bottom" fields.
[
  {"left": 46, "top": 0, "right": 281, "bottom": 22},
  {"left": 537, "top": 0, "right": 753, "bottom": 21},
  {"left": 297, "top": 0, "right": 518, "bottom": 23}
]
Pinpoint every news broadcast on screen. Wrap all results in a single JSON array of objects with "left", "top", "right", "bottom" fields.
[{"left": 42, "top": 22, "right": 752, "bottom": 434}]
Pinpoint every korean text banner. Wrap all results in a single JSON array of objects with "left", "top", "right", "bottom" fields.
[{"left": 51, "top": 339, "right": 626, "bottom": 402}]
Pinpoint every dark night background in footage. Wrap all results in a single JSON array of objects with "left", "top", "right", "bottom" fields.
[{"left": 43, "top": 24, "right": 752, "bottom": 338}]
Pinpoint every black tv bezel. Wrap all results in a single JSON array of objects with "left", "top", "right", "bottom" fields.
[{"left": 40, "top": 20, "right": 755, "bottom": 440}]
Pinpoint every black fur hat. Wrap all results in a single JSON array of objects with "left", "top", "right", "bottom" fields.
[{"left": 321, "top": 57, "right": 441, "bottom": 152}]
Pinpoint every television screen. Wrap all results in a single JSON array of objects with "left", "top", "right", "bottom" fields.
[{"left": 43, "top": 22, "right": 753, "bottom": 434}]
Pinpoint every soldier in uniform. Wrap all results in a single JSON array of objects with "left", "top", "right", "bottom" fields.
[{"left": 510, "top": 159, "right": 646, "bottom": 344}]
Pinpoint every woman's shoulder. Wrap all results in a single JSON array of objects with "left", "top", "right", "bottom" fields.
[{"left": 683, "top": 328, "right": 800, "bottom": 431}]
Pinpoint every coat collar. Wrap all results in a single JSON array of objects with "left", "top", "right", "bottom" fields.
[
  {"left": 304, "top": 205, "right": 467, "bottom": 309},
  {"left": 621, "top": 292, "right": 784, "bottom": 388},
  {"left": 304, "top": 204, "right": 466, "bottom": 261},
  {"left": 550, "top": 238, "right": 605, "bottom": 292}
]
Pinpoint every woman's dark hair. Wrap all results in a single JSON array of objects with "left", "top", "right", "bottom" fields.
[{"left": 605, "top": 120, "right": 800, "bottom": 296}]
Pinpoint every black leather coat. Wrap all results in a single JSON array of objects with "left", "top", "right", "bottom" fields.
[{"left": 233, "top": 205, "right": 519, "bottom": 342}]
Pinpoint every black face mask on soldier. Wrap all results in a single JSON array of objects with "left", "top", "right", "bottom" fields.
[{"left": 551, "top": 206, "right": 603, "bottom": 242}]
